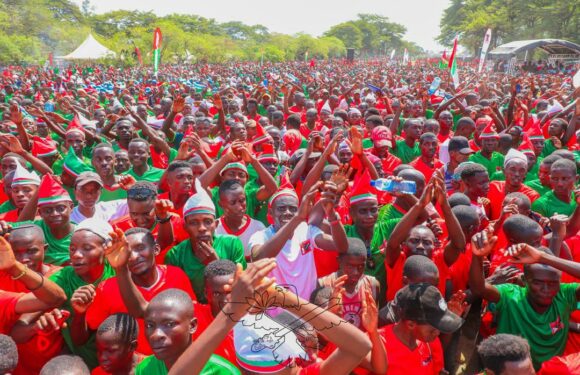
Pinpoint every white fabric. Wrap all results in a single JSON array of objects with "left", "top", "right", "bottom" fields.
[
  {"left": 215, "top": 216, "right": 265, "bottom": 257},
  {"left": 248, "top": 222, "right": 321, "bottom": 300},
  {"left": 439, "top": 138, "right": 450, "bottom": 164},
  {"left": 12, "top": 163, "right": 40, "bottom": 186},
  {"left": 60, "top": 34, "right": 116, "bottom": 60},
  {"left": 183, "top": 179, "right": 215, "bottom": 216},
  {"left": 71, "top": 200, "right": 127, "bottom": 225},
  {"left": 74, "top": 217, "right": 113, "bottom": 242}
]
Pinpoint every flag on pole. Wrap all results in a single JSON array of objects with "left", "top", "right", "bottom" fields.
[
  {"left": 403, "top": 49, "right": 409, "bottom": 64},
  {"left": 390, "top": 49, "right": 396, "bottom": 59},
  {"left": 448, "top": 37, "right": 460, "bottom": 88},
  {"left": 478, "top": 29, "right": 492, "bottom": 73},
  {"left": 134, "top": 46, "right": 143, "bottom": 65},
  {"left": 439, "top": 50, "right": 448, "bottom": 69},
  {"left": 152, "top": 28, "right": 162, "bottom": 76}
]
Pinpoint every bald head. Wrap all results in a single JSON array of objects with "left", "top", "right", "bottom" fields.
[
  {"left": 146, "top": 289, "right": 194, "bottom": 318},
  {"left": 9, "top": 224, "right": 45, "bottom": 243}
]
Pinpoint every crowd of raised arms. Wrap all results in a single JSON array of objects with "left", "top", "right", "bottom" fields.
[{"left": 0, "top": 59, "right": 578, "bottom": 375}]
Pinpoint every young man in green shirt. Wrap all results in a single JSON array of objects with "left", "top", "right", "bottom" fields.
[
  {"left": 469, "top": 123, "right": 504, "bottom": 177},
  {"left": 124, "top": 139, "right": 164, "bottom": 183},
  {"left": 525, "top": 154, "right": 560, "bottom": 197},
  {"left": 92, "top": 143, "right": 128, "bottom": 202},
  {"left": 165, "top": 180, "right": 246, "bottom": 303},
  {"left": 470, "top": 232, "right": 580, "bottom": 369},
  {"left": 391, "top": 118, "right": 422, "bottom": 164},
  {"left": 532, "top": 158, "right": 578, "bottom": 218},
  {"left": 49, "top": 218, "right": 116, "bottom": 369}
]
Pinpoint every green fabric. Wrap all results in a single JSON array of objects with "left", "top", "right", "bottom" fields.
[
  {"left": 49, "top": 264, "right": 115, "bottom": 369},
  {"left": 135, "top": 354, "right": 240, "bottom": 375},
  {"left": 245, "top": 179, "right": 269, "bottom": 226},
  {"left": 377, "top": 203, "right": 405, "bottom": 223},
  {"left": 52, "top": 154, "right": 92, "bottom": 176},
  {"left": 100, "top": 184, "right": 127, "bottom": 202},
  {"left": 0, "top": 200, "right": 15, "bottom": 214},
  {"left": 391, "top": 139, "right": 420, "bottom": 164},
  {"left": 532, "top": 190, "right": 577, "bottom": 218},
  {"left": 540, "top": 138, "right": 559, "bottom": 158},
  {"left": 495, "top": 283, "right": 578, "bottom": 369},
  {"left": 345, "top": 221, "right": 396, "bottom": 308},
  {"left": 524, "top": 179, "right": 552, "bottom": 197},
  {"left": 124, "top": 166, "right": 165, "bottom": 183},
  {"left": 490, "top": 171, "right": 505, "bottom": 181},
  {"left": 525, "top": 159, "right": 542, "bottom": 183},
  {"left": 469, "top": 151, "right": 505, "bottom": 177},
  {"left": 35, "top": 220, "right": 75, "bottom": 266},
  {"left": 165, "top": 236, "right": 246, "bottom": 304},
  {"left": 362, "top": 138, "right": 373, "bottom": 150}
]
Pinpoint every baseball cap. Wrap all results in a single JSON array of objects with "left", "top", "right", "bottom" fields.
[
  {"left": 448, "top": 136, "right": 474, "bottom": 155},
  {"left": 75, "top": 172, "right": 103, "bottom": 188},
  {"left": 397, "top": 283, "right": 463, "bottom": 334},
  {"left": 371, "top": 126, "right": 392, "bottom": 148}
]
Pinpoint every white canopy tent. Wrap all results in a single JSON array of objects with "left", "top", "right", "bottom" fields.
[{"left": 60, "top": 34, "right": 116, "bottom": 60}]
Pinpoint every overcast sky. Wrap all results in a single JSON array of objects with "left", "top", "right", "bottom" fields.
[{"left": 76, "top": 0, "right": 450, "bottom": 51}]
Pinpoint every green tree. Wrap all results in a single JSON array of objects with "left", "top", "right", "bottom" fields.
[{"left": 325, "top": 22, "right": 363, "bottom": 49}]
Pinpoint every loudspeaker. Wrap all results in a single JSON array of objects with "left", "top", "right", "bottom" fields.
[{"left": 347, "top": 48, "right": 355, "bottom": 61}]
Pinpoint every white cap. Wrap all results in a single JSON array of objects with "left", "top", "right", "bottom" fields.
[
  {"left": 11, "top": 162, "right": 40, "bottom": 187},
  {"left": 183, "top": 179, "right": 215, "bottom": 217},
  {"left": 504, "top": 148, "right": 528, "bottom": 168},
  {"left": 74, "top": 218, "right": 113, "bottom": 242}
]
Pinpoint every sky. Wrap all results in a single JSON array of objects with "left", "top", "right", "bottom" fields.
[{"left": 75, "top": 0, "right": 450, "bottom": 52}]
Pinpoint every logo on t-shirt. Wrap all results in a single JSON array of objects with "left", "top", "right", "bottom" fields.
[
  {"left": 550, "top": 316, "right": 564, "bottom": 335},
  {"left": 343, "top": 302, "right": 362, "bottom": 328},
  {"left": 300, "top": 240, "right": 312, "bottom": 255}
]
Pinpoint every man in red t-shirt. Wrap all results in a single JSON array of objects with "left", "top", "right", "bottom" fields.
[
  {"left": 379, "top": 284, "right": 461, "bottom": 375},
  {"left": 370, "top": 125, "right": 401, "bottom": 176},
  {"left": 80, "top": 228, "right": 195, "bottom": 355},
  {"left": 410, "top": 132, "right": 444, "bottom": 183}
]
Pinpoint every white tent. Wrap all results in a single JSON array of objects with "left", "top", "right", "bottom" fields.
[{"left": 60, "top": 34, "right": 116, "bottom": 60}]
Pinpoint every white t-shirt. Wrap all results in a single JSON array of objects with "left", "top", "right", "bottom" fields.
[
  {"left": 71, "top": 200, "right": 128, "bottom": 225},
  {"left": 215, "top": 215, "right": 266, "bottom": 258},
  {"left": 248, "top": 222, "right": 322, "bottom": 300}
]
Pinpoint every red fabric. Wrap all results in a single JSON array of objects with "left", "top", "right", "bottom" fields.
[
  {"left": 378, "top": 325, "right": 444, "bottom": 375},
  {"left": 298, "top": 362, "right": 322, "bottom": 375},
  {"left": 539, "top": 353, "right": 580, "bottom": 375},
  {"left": 0, "top": 181, "right": 7, "bottom": 204},
  {"left": 313, "top": 248, "right": 339, "bottom": 278},
  {"left": 487, "top": 181, "right": 540, "bottom": 221},
  {"left": 409, "top": 158, "right": 444, "bottom": 183},
  {"left": 0, "top": 209, "right": 19, "bottom": 222},
  {"left": 111, "top": 214, "right": 188, "bottom": 245},
  {"left": 86, "top": 265, "right": 196, "bottom": 355},
  {"left": 371, "top": 151, "right": 402, "bottom": 176},
  {"left": 386, "top": 251, "right": 449, "bottom": 302},
  {"left": 468, "top": 139, "right": 480, "bottom": 152},
  {"left": 0, "top": 291, "right": 22, "bottom": 334},
  {"left": 449, "top": 243, "right": 473, "bottom": 293}
]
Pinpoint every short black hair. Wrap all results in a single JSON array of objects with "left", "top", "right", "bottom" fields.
[
  {"left": 127, "top": 181, "right": 157, "bottom": 201},
  {"left": 147, "top": 289, "right": 194, "bottom": 318},
  {"left": 129, "top": 137, "right": 150, "bottom": 148},
  {"left": 309, "top": 285, "right": 332, "bottom": 307},
  {"left": 503, "top": 192, "right": 531, "bottom": 209},
  {"left": 218, "top": 179, "right": 244, "bottom": 199},
  {"left": 550, "top": 158, "right": 576, "bottom": 174},
  {"left": 97, "top": 313, "right": 138, "bottom": 347},
  {"left": 503, "top": 214, "right": 542, "bottom": 244},
  {"left": 456, "top": 117, "right": 475, "bottom": 129},
  {"left": 167, "top": 160, "right": 192, "bottom": 173},
  {"left": 541, "top": 154, "right": 562, "bottom": 165},
  {"left": 204, "top": 259, "right": 237, "bottom": 279},
  {"left": 286, "top": 114, "right": 302, "bottom": 129},
  {"left": 460, "top": 163, "right": 488, "bottom": 181},
  {"left": 0, "top": 334, "right": 17, "bottom": 373},
  {"left": 478, "top": 334, "right": 531, "bottom": 374},
  {"left": 40, "top": 355, "right": 90, "bottom": 375},
  {"left": 452, "top": 205, "right": 480, "bottom": 231},
  {"left": 93, "top": 142, "right": 114, "bottom": 152},
  {"left": 339, "top": 237, "right": 367, "bottom": 258},
  {"left": 125, "top": 227, "right": 156, "bottom": 247},
  {"left": 448, "top": 193, "right": 471, "bottom": 208},
  {"left": 366, "top": 115, "right": 384, "bottom": 127},
  {"left": 403, "top": 255, "right": 438, "bottom": 278},
  {"left": 419, "top": 132, "right": 438, "bottom": 143},
  {"left": 551, "top": 149, "right": 575, "bottom": 162}
]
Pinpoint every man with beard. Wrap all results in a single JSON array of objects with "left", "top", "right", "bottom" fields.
[
  {"left": 164, "top": 179, "right": 246, "bottom": 303},
  {"left": 410, "top": 132, "right": 444, "bottom": 183}
]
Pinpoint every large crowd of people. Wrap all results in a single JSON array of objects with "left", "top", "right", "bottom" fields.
[{"left": 0, "top": 58, "right": 578, "bottom": 375}]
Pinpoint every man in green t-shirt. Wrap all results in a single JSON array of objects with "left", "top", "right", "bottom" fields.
[
  {"left": 49, "top": 218, "right": 117, "bottom": 369},
  {"left": 134, "top": 289, "right": 239, "bottom": 375},
  {"left": 391, "top": 118, "right": 422, "bottom": 164},
  {"left": 165, "top": 180, "right": 247, "bottom": 303},
  {"left": 469, "top": 124, "right": 504, "bottom": 177},
  {"left": 524, "top": 154, "right": 560, "bottom": 197},
  {"left": 92, "top": 143, "right": 128, "bottom": 202},
  {"left": 532, "top": 158, "right": 578, "bottom": 218},
  {"left": 470, "top": 234, "right": 580, "bottom": 370},
  {"left": 124, "top": 138, "right": 164, "bottom": 183}
]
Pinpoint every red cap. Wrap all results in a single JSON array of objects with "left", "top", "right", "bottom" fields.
[{"left": 371, "top": 126, "right": 392, "bottom": 148}]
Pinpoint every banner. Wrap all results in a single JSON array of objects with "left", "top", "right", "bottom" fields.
[
  {"left": 153, "top": 28, "right": 162, "bottom": 76},
  {"left": 390, "top": 49, "right": 396, "bottom": 59},
  {"left": 478, "top": 29, "right": 492, "bottom": 73},
  {"left": 448, "top": 36, "right": 460, "bottom": 88},
  {"left": 403, "top": 49, "right": 409, "bottom": 64}
]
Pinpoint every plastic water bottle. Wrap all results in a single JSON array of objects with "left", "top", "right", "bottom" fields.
[
  {"left": 44, "top": 102, "right": 55, "bottom": 113},
  {"left": 370, "top": 179, "right": 416, "bottom": 194},
  {"left": 428, "top": 77, "right": 441, "bottom": 95}
]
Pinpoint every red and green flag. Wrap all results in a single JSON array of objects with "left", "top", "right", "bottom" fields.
[
  {"left": 447, "top": 36, "right": 460, "bottom": 88},
  {"left": 153, "top": 28, "right": 162, "bottom": 76},
  {"left": 439, "top": 50, "right": 448, "bottom": 69}
]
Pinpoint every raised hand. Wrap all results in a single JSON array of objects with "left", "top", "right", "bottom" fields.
[
  {"left": 471, "top": 229, "right": 497, "bottom": 258},
  {"left": 155, "top": 199, "right": 174, "bottom": 221},
  {"left": 486, "top": 265, "right": 522, "bottom": 285},
  {"left": 36, "top": 309, "right": 70, "bottom": 334},
  {"left": 360, "top": 288, "right": 378, "bottom": 332},
  {"left": 447, "top": 290, "right": 469, "bottom": 318},
  {"left": 328, "top": 274, "right": 347, "bottom": 316},
  {"left": 503, "top": 243, "right": 543, "bottom": 265},
  {"left": 118, "top": 175, "right": 136, "bottom": 191},
  {"left": 298, "top": 182, "right": 323, "bottom": 220},
  {"left": 172, "top": 96, "right": 186, "bottom": 114},
  {"left": 0, "top": 234, "right": 16, "bottom": 271},
  {"left": 549, "top": 213, "right": 569, "bottom": 238},
  {"left": 320, "top": 181, "right": 339, "bottom": 218},
  {"left": 349, "top": 126, "right": 363, "bottom": 156},
  {"left": 105, "top": 229, "right": 130, "bottom": 270},
  {"left": 0, "top": 134, "right": 24, "bottom": 155},
  {"left": 330, "top": 164, "right": 353, "bottom": 194},
  {"left": 71, "top": 284, "right": 96, "bottom": 314},
  {"left": 212, "top": 94, "right": 223, "bottom": 111}
]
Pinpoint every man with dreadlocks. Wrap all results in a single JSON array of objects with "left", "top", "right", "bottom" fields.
[{"left": 92, "top": 313, "right": 144, "bottom": 375}]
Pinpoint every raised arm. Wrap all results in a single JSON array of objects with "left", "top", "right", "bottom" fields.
[{"left": 468, "top": 230, "right": 500, "bottom": 303}]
